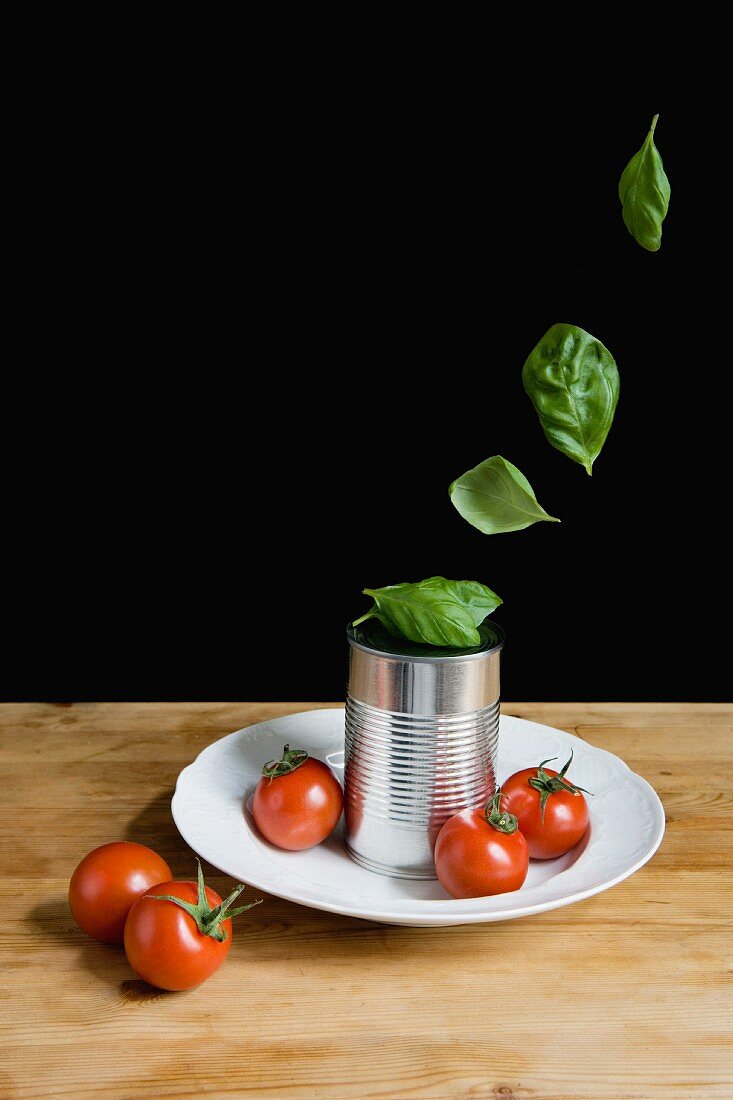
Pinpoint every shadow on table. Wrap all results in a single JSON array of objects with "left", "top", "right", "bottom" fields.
[
  {"left": 229, "top": 885, "right": 546, "bottom": 974},
  {"left": 123, "top": 787, "right": 197, "bottom": 874},
  {"left": 28, "top": 896, "right": 177, "bottom": 1002},
  {"left": 123, "top": 788, "right": 252, "bottom": 885},
  {"left": 28, "top": 897, "right": 129, "bottom": 985}
]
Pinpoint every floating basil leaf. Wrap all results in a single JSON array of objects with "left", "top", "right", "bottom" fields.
[
  {"left": 352, "top": 576, "right": 502, "bottom": 649},
  {"left": 449, "top": 455, "right": 559, "bottom": 534},
  {"left": 618, "top": 113, "right": 671, "bottom": 252},
  {"left": 522, "top": 323, "right": 620, "bottom": 476}
]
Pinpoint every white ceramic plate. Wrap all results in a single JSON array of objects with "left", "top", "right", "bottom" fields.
[{"left": 171, "top": 709, "right": 664, "bottom": 927}]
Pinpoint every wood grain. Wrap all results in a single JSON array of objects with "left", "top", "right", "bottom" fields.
[{"left": 0, "top": 703, "right": 730, "bottom": 1100}]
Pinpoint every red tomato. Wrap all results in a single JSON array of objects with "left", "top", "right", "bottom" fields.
[
  {"left": 124, "top": 880, "right": 232, "bottom": 991},
  {"left": 253, "top": 744, "right": 343, "bottom": 851},
  {"left": 434, "top": 793, "right": 529, "bottom": 899},
  {"left": 501, "top": 752, "right": 590, "bottom": 859},
  {"left": 68, "top": 841, "right": 172, "bottom": 943}
]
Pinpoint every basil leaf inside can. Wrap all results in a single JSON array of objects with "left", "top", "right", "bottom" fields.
[{"left": 353, "top": 576, "right": 502, "bottom": 649}]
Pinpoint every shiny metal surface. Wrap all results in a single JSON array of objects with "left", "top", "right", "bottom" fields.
[{"left": 344, "top": 621, "right": 504, "bottom": 879}]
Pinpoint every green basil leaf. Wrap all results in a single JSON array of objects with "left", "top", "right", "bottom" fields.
[
  {"left": 449, "top": 455, "right": 559, "bottom": 535},
  {"left": 353, "top": 576, "right": 502, "bottom": 649},
  {"left": 618, "top": 114, "right": 670, "bottom": 252},
  {"left": 415, "top": 576, "right": 500, "bottom": 627},
  {"left": 522, "top": 323, "right": 620, "bottom": 476}
]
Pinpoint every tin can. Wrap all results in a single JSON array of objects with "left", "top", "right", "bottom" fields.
[{"left": 344, "top": 618, "right": 504, "bottom": 879}]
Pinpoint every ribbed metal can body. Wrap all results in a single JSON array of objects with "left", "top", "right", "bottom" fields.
[{"left": 344, "top": 620, "right": 504, "bottom": 879}]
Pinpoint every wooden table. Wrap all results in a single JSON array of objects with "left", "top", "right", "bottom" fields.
[{"left": 1, "top": 703, "right": 730, "bottom": 1099}]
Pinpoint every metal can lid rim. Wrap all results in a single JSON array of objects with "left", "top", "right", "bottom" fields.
[{"left": 346, "top": 619, "right": 505, "bottom": 662}]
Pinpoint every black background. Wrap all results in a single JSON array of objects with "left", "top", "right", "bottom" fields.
[{"left": 4, "top": 48, "right": 727, "bottom": 702}]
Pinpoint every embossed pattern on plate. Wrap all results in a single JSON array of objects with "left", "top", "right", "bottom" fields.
[{"left": 171, "top": 710, "right": 665, "bottom": 926}]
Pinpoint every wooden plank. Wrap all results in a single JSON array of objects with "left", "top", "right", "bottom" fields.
[{"left": 0, "top": 703, "right": 731, "bottom": 1099}]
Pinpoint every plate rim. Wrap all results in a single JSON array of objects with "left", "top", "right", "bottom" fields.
[{"left": 171, "top": 708, "right": 665, "bottom": 926}]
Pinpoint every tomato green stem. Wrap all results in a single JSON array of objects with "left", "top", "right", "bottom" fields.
[
  {"left": 527, "top": 750, "right": 592, "bottom": 825},
  {"left": 146, "top": 859, "right": 262, "bottom": 942},
  {"left": 262, "top": 744, "right": 309, "bottom": 780},
  {"left": 484, "top": 788, "right": 519, "bottom": 834}
]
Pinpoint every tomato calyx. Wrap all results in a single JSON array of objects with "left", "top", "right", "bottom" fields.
[
  {"left": 262, "top": 743, "right": 309, "bottom": 780},
  {"left": 527, "top": 750, "right": 592, "bottom": 824},
  {"left": 484, "top": 788, "right": 519, "bottom": 834},
  {"left": 145, "top": 860, "right": 262, "bottom": 943}
]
